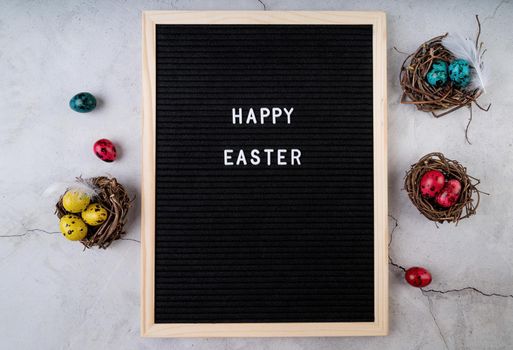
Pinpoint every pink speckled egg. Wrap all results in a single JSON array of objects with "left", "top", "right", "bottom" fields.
[
  {"left": 93, "top": 139, "right": 117, "bottom": 162},
  {"left": 436, "top": 179, "right": 462, "bottom": 208},
  {"left": 419, "top": 170, "right": 445, "bottom": 198}
]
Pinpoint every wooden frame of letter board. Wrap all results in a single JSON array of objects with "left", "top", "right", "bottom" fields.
[{"left": 142, "top": 11, "right": 388, "bottom": 337}]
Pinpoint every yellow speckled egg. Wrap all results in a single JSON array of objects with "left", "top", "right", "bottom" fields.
[
  {"left": 59, "top": 214, "right": 88, "bottom": 241},
  {"left": 81, "top": 203, "right": 108, "bottom": 226},
  {"left": 62, "top": 190, "right": 90, "bottom": 213}
]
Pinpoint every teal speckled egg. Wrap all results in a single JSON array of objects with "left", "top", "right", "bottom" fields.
[
  {"left": 448, "top": 59, "right": 471, "bottom": 88},
  {"left": 69, "top": 92, "right": 97, "bottom": 113},
  {"left": 426, "top": 60, "right": 448, "bottom": 87}
]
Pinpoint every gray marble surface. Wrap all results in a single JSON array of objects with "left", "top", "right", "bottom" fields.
[{"left": 1, "top": 0, "right": 512, "bottom": 349}]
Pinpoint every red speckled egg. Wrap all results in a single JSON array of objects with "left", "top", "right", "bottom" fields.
[
  {"left": 405, "top": 267, "right": 432, "bottom": 288},
  {"left": 436, "top": 179, "right": 462, "bottom": 208},
  {"left": 419, "top": 170, "right": 445, "bottom": 198},
  {"left": 93, "top": 139, "right": 117, "bottom": 162}
]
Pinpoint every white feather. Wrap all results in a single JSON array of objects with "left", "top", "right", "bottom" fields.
[
  {"left": 43, "top": 179, "right": 99, "bottom": 199},
  {"left": 442, "top": 33, "right": 487, "bottom": 92}
]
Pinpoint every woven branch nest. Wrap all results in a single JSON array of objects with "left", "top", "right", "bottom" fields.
[
  {"left": 399, "top": 16, "right": 489, "bottom": 118},
  {"left": 404, "top": 153, "right": 482, "bottom": 224},
  {"left": 56, "top": 176, "right": 131, "bottom": 248}
]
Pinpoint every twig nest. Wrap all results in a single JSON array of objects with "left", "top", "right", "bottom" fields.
[
  {"left": 56, "top": 176, "right": 131, "bottom": 248},
  {"left": 399, "top": 34, "right": 483, "bottom": 117},
  {"left": 404, "top": 153, "right": 481, "bottom": 224}
]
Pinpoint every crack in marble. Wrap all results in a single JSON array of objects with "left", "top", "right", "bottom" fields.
[
  {"left": 120, "top": 237, "right": 140, "bottom": 243},
  {"left": 0, "top": 228, "right": 59, "bottom": 238},
  {"left": 388, "top": 214, "right": 406, "bottom": 272},
  {"left": 256, "top": 0, "right": 267, "bottom": 11},
  {"left": 421, "top": 290, "right": 449, "bottom": 350},
  {"left": 389, "top": 256, "right": 407, "bottom": 273},
  {"left": 422, "top": 286, "right": 513, "bottom": 299},
  {"left": 0, "top": 229, "right": 141, "bottom": 245},
  {"left": 388, "top": 215, "right": 513, "bottom": 299},
  {"left": 388, "top": 215, "right": 446, "bottom": 349},
  {"left": 388, "top": 214, "right": 399, "bottom": 247},
  {"left": 483, "top": 0, "right": 510, "bottom": 22},
  {"left": 7, "top": 223, "right": 513, "bottom": 301}
]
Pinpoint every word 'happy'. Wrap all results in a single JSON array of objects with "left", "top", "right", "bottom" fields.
[
  {"left": 232, "top": 107, "right": 294, "bottom": 124},
  {"left": 224, "top": 107, "right": 302, "bottom": 166}
]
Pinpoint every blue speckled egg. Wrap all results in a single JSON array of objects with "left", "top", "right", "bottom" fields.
[
  {"left": 69, "top": 92, "right": 97, "bottom": 113},
  {"left": 448, "top": 59, "right": 471, "bottom": 88},
  {"left": 426, "top": 60, "right": 448, "bottom": 87}
]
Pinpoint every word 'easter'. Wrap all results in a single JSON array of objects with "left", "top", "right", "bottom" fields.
[
  {"left": 224, "top": 149, "right": 301, "bottom": 166},
  {"left": 224, "top": 107, "right": 302, "bottom": 167}
]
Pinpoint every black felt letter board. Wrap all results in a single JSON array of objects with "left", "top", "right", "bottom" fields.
[{"left": 155, "top": 24, "right": 374, "bottom": 323}]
